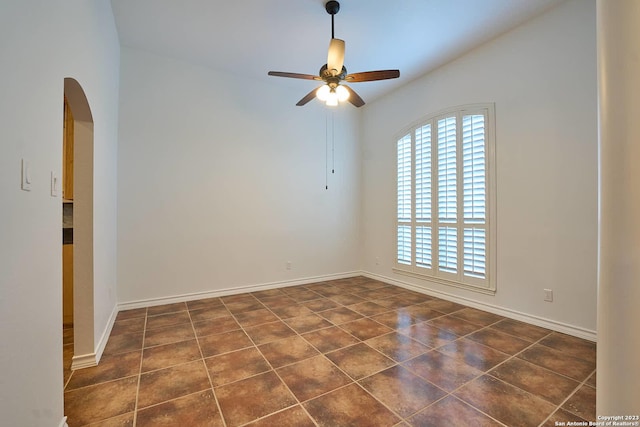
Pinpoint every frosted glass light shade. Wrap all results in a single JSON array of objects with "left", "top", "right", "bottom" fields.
[
  {"left": 335, "top": 85, "right": 349, "bottom": 102},
  {"left": 316, "top": 85, "right": 331, "bottom": 101}
]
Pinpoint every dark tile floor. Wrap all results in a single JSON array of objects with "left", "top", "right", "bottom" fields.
[{"left": 63, "top": 276, "right": 596, "bottom": 426}]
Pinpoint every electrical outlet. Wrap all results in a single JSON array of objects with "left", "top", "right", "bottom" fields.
[
  {"left": 286, "top": 261, "right": 292, "bottom": 270},
  {"left": 544, "top": 289, "right": 553, "bottom": 302}
]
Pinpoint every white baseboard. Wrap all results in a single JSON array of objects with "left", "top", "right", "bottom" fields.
[
  {"left": 71, "top": 304, "right": 118, "bottom": 370},
  {"left": 59, "top": 416, "right": 68, "bottom": 427},
  {"left": 362, "top": 271, "right": 598, "bottom": 342},
  {"left": 118, "top": 271, "right": 362, "bottom": 311}
]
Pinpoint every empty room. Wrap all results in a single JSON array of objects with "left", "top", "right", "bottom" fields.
[{"left": 1, "top": 0, "right": 639, "bottom": 426}]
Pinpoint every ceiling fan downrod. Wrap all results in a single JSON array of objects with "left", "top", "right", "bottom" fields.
[{"left": 325, "top": 1, "right": 340, "bottom": 38}]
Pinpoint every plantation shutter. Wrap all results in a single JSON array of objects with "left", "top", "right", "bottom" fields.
[{"left": 394, "top": 104, "right": 494, "bottom": 293}]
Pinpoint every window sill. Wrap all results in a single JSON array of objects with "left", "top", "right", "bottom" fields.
[{"left": 392, "top": 267, "right": 496, "bottom": 296}]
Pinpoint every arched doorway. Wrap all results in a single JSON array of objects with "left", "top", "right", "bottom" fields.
[{"left": 62, "top": 78, "right": 95, "bottom": 380}]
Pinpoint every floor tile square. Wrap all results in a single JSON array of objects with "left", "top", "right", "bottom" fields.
[
  {"left": 398, "top": 322, "right": 458, "bottom": 348},
  {"left": 437, "top": 338, "right": 510, "bottom": 371},
  {"left": 490, "top": 357, "right": 580, "bottom": 405},
  {"left": 136, "top": 390, "right": 224, "bottom": 427},
  {"left": 215, "top": 371, "right": 297, "bottom": 426},
  {"left": 115, "top": 308, "right": 147, "bottom": 321},
  {"left": 422, "top": 299, "right": 466, "bottom": 314},
  {"left": 426, "top": 315, "right": 483, "bottom": 336},
  {"left": 146, "top": 311, "right": 191, "bottom": 330},
  {"left": 402, "top": 350, "right": 483, "bottom": 392},
  {"left": 144, "top": 322, "right": 196, "bottom": 348},
  {"left": 192, "top": 315, "right": 240, "bottom": 338},
  {"left": 541, "top": 408, "right": 590, "bottom": 427},
  {"left": 372, "top": 309, "right": 417, "bottom": 329},
  {"left": 348, "top": 301, "right": 390, "bottom": 316},
  {"left": 258, "top": 335, "right": 319, "bottom": 368},
  {"left": 329, "top": 293, "right": 366, "bottom": 305},
  {"left": 301, "top": 298, "right": 341, "bottom": 312},
  {"left": 64, "top": 376, "right": 138, "bottom": 426},
  {"left": 455, "top": 375, "right": 556, "bottom": 427},
  {"left": 366, "top": 332, "right": 430, "bottom": 362},
  {"left": 141, "top": 339, "right": 201, "bottom": 372},
  {"left": 224, "top": 298, "right": 264, "bottom": 315},
  {"left": 198, "top": 329, "right": 253, "bottom": 357},
  {"left": 244, "top": 405, "right": 316, "bottom": 427},
  {"left": 360, "top": 365, "right": 446, "bottom": 418},
  {"left": 303, "top": 383, "right": 400, "bottom": 427},
  {"left": 284, "top": 313, "right": 333, "bottom": 334},
  {"left": 539, "top": 332, "right": 597, "bottom": 363},
  {"left": 491, "top": 319, "right": 552, "bottom": 342},
  {"left": 319, "top": 307, "right": 363, "bottom": 324},
  {"left": 403, "top": 304, "right": 446, "bottom": 322},
  {"left": 233, "top": 308, "right": 279, "bottom": 328},
  {"left": 408, "top": 395, "right": 502, "bottom": 427},
  {"left": 452, "top": 307, "right": 504, "bottom": 326},
  {"left": 205, "top": 347, "right": 271, "bottom": 387},
  {"left": 282, "top": 288, "right": 323, "bottom": 302},
  {"left": 562, "top": 384, "right": 596, "bottom": 421},
  {"left": 66, "top": 350, "right": 141, "bottom": 391},
  {"left": 189, "top": 305, "right": 231, "bottom": 322},
  {"left": 270, "top": 304, "right": 315, "bottom": 319},
  {"left": 137, "top": 360, "right": 211, "bottom": 409},
  {"left": 277, "top": 355, "right": 351, "bottom": 401},
  {"left": 147, "top": 302, "right": 187, "bottom": 316},
  {"left": 326, "top": 343, "right": 395, "bottom": 380},
  {"left": 302, "top": 326, "right": 360, "bottom": 353},
  {"left": 110, "top": 317, "right": 146, "bottom": 336},
  {"left": 465, "top": 327, "right": 531, "bottom": 355},
  {"left": 86, "top": 412, "right": 134, "bottom": 426},
  {"left": 518, "top": 344, "right": 596, "bottom": 381},
  {"left": 339, "top": 317, "right": 393, "bottom": 340},
  {"left": 186, "top": 296, "right": 223, "bottom": 311},
  {"left": 244, "top": 320, "right": 296, "bottom": 345},
  {"left": 103, "top": 331, "right": 144, "bottom": 356}
]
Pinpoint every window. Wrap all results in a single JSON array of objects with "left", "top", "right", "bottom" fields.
[{"left": 395, "top": 104, "right": 496, "bottom": 294}]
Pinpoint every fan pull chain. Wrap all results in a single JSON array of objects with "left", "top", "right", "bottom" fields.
[
  {"left": 332, "top": 112, "right": 335, "bottom": 174},
  {"left": 325, "top": 111, "right": 329, "bottom": 190}
]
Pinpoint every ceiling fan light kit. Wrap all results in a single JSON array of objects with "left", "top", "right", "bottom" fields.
[{"left": 268, "top": 0, "right": 400, "bottom": 108}]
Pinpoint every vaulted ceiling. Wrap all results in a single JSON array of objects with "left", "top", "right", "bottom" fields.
[{"left": 111, "top": 0, "right": 565, "bottom": 104}]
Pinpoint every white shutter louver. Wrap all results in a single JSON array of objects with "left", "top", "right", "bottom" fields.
[
  {"left": 397, "top": 134, "right": 412, "bottom": 264},
  {"left": 438, "top": 117, "right": 457, "bottom": 223}
]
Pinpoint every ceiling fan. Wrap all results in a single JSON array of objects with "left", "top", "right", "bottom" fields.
[{"left": 268, "top": 0, "right": 400, "bottom": 108}]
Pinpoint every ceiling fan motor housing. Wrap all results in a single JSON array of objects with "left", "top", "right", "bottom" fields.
[{"left": 325, "top": 1, "right": 340, "bottom": 15}]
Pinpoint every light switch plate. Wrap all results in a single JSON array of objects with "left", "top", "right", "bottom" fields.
[
  {"left": 21, "top": 158, "right": 31, "bottom": 191},
  {"left": 50, "top": 171, "right": 59, "bottom": 197}
]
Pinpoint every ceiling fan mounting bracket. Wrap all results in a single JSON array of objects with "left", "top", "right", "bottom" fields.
[{"left": 325, "top": 1, "right": 340, "bottom": 16}]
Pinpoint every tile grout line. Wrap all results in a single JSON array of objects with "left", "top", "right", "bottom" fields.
[
  {"left": 187, "top": 302, "right": 229, "bottom": 427},
  {"left": 131, "top": 307, "right": 148, "bottom": 427}
]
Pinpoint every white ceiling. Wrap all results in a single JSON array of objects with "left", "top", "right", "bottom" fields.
[{"left": 110, "top": 0, "right": 565, "bottom": 105}]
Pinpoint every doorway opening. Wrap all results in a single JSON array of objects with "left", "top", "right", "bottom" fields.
[{"left": 62, "top": 78, "right": 95, "bottom": 388}]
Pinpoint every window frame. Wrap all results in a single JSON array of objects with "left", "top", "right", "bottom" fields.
[{"left": 393, "top": 103, "right": 497, "bottom": 295}]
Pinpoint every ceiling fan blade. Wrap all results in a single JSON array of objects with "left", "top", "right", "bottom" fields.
[
  {"left": 296, "top": 87, "right": 322, "bottom": 106},
  {"left": 343, "top": 85, "right": 365, "bottom": 107},
  {"left": 345, "top": 70, "right": 400, "bottom": 82},
  {"left": 327, "top": 38, "right": 345, "bottom": 75},
  {"left": 268, "top": 71, "right": 321, "bottom": 81}
]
